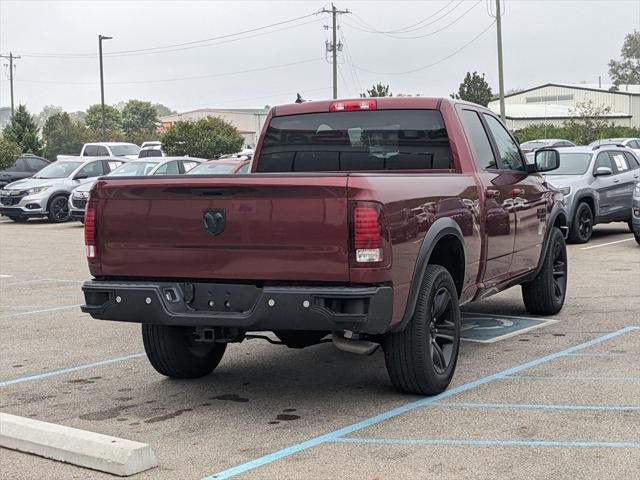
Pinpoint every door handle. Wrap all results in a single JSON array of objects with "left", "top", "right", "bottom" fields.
[
  {"left": 486, "top": 189, "right": 500, "bottom": 199},
  {"left": 510, "top": 188, "right": 525, "bottom": 198},
  {"left": 613, "top": 179, "right": 620, "bottom": 183}
]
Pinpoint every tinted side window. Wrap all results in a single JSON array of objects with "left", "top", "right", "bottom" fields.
[
  {"left": 106, "top": 160, "right": 123, "bottom": 172},
  {"left": 26, "top": 158, "right": 49, "bottom": 171},
  {"left": 237, "top": 163, "right": 250, "bottom": 173},
  {"left": 181, "top": 161, "right": 198, "bottom": 172},
  {"left": 609, "top": 152, "right": 629, "bottom": 173},
  {"left": 459, "top": 109, "right": 497, "bottom": 170},
  {"left": 154, "top": 161, "right": 179, "bottom": 175},
  {"left": 15, "top": 158, "right": 30, "bottom": 172},
  {"left": 593, "top": 152, "right": 613, "bottom": 171},
  {"left": 623, "top": 151, "right": 639, "bottom": 169},
  {"left": 96, "top": 146, "right": 109, "bottom": 156},
  {"left": 77, "top": 161, "right": 106, "bottom": 178},
  {"left": 482, "top": 114, "right": 524, "bottom": 171},
  {"left": 627, "top": 140, "right": 640, "bottom": 149},
  {"left": 83, "top": 146, "right": 97, "bottom": 156}
]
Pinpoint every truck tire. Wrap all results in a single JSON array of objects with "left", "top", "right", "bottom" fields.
[
  {"left": 142, "top": 324, "right": 226, "bottom": 378},
  {"left": 522, "top": 227, "right": 567, "bottom": 315},
  {"left": 568, "top": 202, "right": 593, "bottom": 244},
  {"left": 274, "top": 330, "right": 329, "bottom": 348},
  {"left": 47, "top": 195, "right": 70, "bottom": 223},
  {"left": 383, "top": 265, "right": 461, "bottom": 395}
]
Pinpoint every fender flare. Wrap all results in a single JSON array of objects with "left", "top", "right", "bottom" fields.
[
  {"left": 530, "top": 202, "right": 567, "bottom": 279},
  {"left": 568, "top": 191, "right": 597, "bottom": 225},
  {"left": 395, "top": 217, "right": 465, "bottom": 332}
]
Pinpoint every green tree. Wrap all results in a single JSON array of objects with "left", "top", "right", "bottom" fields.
[
  {"left": 608, "top": 31, "right": 640, "bottom": 85},
  {"left": 85, "top": 104, "right": 122, "bottom": 133},
  {"left": 2, "top": 104, "right": 43, "bottom": 155},
  {"left": 121, "top": 99, "right": 159, "bottom": 144},
  {"left": 161, "top": 116, "right": 244, "bottom": 158},
  {"left": 562, "top": 101, "right": 613, "bottom": 145},
  {"left": 451, "top": 72, "right": 493, "bottom": 107},
  {"left": 37, "top": 105, "right": 63, "bottom": 128},
  {"left": 42, "top": 112, "right": 88, "bottom": 160},
  {"left": 153, "top": 103, "right": 175, "bottom": 117},
  {"left": 360, "top": 83, "right": 392, "bottom": 98},
  {"left": 0, "top": 136, "right": 22, "bottom": 170}
]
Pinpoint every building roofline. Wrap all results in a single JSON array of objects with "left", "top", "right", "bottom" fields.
[{"left": 502, "top": 83, "right": 640, "bottom": 100}]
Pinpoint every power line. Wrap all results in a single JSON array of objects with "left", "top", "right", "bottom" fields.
[
  {"left": 0, "top": 53, "right": 20, "bottom": 114},
  {"left": 16, "top": 57, "right": 326, "bottom": 86},
  {"left": 350, "top": 21, "right": 496, "bottom": 76},
  {"left": 11, "top": 12, "right": 323, "bottom": 59},
  {"left": 337, "top": 23, "right": 363, "bottom": 95},
  {"left": 343, "top": 0, "right": 482, "bottom": 40},
  {"left": 348, "top": 1, "right": 462, "bottom": 35}
]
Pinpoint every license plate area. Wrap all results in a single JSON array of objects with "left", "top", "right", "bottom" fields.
[{"left": 183, "top": 283, "right": 261, "bottom": 314}]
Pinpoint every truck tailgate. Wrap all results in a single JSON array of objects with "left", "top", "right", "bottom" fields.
[{"left": 92, "top": 175, "right": 351, "bottom": 282}]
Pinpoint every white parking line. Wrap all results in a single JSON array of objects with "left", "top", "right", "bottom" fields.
[
  {"left": 0, "top": 304, "right": 82, "bottom": 319},
  {"left": 580, "top": 238, "right": 634, "bottom": 250},
  {"left": 0, "top": 274, "right": 13, "bottom": 278}
]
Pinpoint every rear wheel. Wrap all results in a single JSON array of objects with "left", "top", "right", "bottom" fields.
[
  {"left": 383, "top": 265, "right": 461, "bottom": 395},
  {"left": 568, "top": 202, "right": 593, "bottom": 244},
  {"left": 274, "top": 330, "right": 329, "bottom": 348},
  {"left": 47, "top": 195, "right": 70, "bottom": 223},
  {"left": 142, "top": 324, "right": 227, "bottom": 378},
  {"left": 522, "top": 227, "right": 567, "bottom": 315}
]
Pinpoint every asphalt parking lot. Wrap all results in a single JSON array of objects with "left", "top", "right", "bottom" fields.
[{"left": 0, "top": 218, "right": 638, "bottom": 479}]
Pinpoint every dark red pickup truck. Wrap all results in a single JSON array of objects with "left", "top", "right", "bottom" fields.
[{"left": 82, "top": 98, "right": 568, "bottom": 395}]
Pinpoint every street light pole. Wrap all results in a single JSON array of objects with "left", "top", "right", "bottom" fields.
[{"left": 98, "top": 34, "right": 112, "bottom": 141}]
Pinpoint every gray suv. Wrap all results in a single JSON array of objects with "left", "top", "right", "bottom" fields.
[
  {"left": 536, "top": 146, "right": 640, "bottom": 243},
  {"left": 0, "top": 157, "right": 124, "bottom": 223}
]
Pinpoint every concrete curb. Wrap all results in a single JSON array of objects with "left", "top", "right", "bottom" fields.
[{"left": 0, "top": 413, "right": 157, "bottom": 476}]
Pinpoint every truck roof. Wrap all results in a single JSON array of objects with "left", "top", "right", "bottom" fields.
[{"left": 273, "top": 97, "right": 461, "bottom": 116}]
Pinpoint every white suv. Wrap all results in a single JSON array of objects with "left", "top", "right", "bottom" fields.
[{"left": 81, "top": 142, "right": 141, "bottom": 159}]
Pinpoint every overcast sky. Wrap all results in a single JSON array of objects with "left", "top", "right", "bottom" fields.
[{"left": 1, "top": 0, "right": 639, "bottom": 115}]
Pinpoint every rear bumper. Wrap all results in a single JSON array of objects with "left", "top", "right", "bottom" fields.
[{"left": 81, "top": 280, "right": 393, "bottom": 334}]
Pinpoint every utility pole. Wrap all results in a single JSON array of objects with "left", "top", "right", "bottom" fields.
[
  {"left": 0, "top": 52, "right": 21, "bottom": 115},
  {"left": 495, "top": 0, "right": 505, "bottom": 122},
  {"left": 321, "top": 4, "right": 349, "bottom": 99},
  {"left": 98, "top": 34, "right": 112, "bottom": 141}
]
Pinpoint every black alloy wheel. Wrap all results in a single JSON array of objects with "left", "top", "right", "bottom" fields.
[
  {"left": 48, "top": 196, "right": 70, "bottom": 223},
  {"left": 429, "top": 287, "right": 456, "bottom": 375}
]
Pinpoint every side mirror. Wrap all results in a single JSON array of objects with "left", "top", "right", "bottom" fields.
[
  {"left": 594, "top": 166, "right": 613, "bottom": 176},
  {"left": 74, "top": 173, "right": 88, "bottom": 180},
  {"left": 527, "top": 148, "right": 560, "bottom": 173}
]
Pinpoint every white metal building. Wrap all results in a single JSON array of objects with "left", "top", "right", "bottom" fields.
[
  {"left": 488, "top": 83, "right": 640, "bottom": 130},
  {"left": 160, "top": 108, "right": 270, "bottom": 147}
]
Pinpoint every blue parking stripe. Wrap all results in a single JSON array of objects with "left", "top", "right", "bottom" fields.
[
  {"left": 567, "top": 352, "right": 638, "bottom": 357},
  {"left": 204, "top": 326, "right": 639, "bottom": 480},
  {"left": 432, "top": 402, "right": 640, "bottom": 411},
  {"left": 504, "top": 375, "right": 640, "bottom": 381},
  {"left": 332, "top": 437, "right": 640, "bottom": 449},
  {"left": 0, "top": 353, "right": 146, "bottom": 387}
]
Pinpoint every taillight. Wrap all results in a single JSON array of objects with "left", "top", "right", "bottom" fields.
[
  {"left": 352, "top": 203, "right": 384, "bottom": 264},
  {"left": 330, "top": 100, "right": 376, "bottom": 112},
  {"left": 85, "top": 203, "right": 96, "bottom": 259}
]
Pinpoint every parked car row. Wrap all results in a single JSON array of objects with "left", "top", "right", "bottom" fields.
[
  {"left": 0, "top": 143, "right": 254, "bottom": 223},
  {"left": 522, "top": 138, "right": 640, "bottom": 244}
]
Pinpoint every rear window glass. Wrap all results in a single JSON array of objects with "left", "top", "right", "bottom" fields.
[{"left": 258, "top": 110, "right": 453, "bottom": 172}]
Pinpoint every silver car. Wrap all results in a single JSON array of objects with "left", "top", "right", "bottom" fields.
[
  {"left": 539, "top": 146, "right": 640, "bottom": 243},
  {"left": 0, "top": 157, "right": 125, "bottom": 223},
  {"left": 69, "top": 157, "right": 205, "bottom": 222},
  {"left": 632, "top": 183, "right": 640, "bottom": 246}
]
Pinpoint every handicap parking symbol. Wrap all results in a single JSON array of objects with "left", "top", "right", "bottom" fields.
[{"left": 461, "top": 313, "right": 557, "bottom": 343}]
